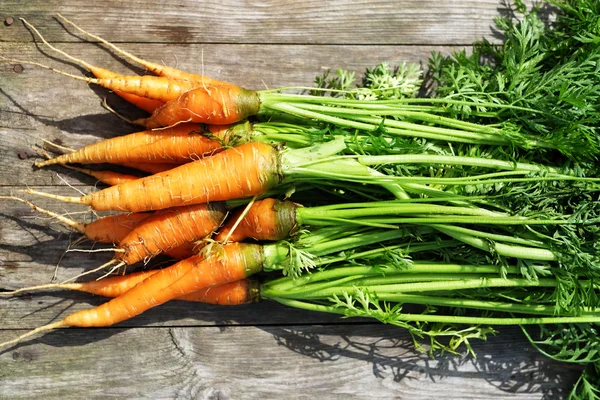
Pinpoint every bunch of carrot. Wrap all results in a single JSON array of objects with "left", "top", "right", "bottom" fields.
[{"left": 3, "top": 17, "right": 600, "bottom": 394}]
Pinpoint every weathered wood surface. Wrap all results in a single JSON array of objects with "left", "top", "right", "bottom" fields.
[{"left": 0, "top": 1, "right": 582, "bottom": 398}]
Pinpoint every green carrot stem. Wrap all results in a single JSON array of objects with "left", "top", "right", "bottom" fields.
[
  {"left": 271, "top": 298, "right": 600, "bottom": 325},
  {"left": 435, "top": 226, "right": 557, "bottom": 260},
  {"left": 283, "top": 278, "right": 559, "bottom": 299}
]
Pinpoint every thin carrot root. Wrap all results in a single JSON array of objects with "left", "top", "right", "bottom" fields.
[
  {"left": 55, "top": 13, "right": 230, "bottom": 86},
  {"left": 60, "top": 260, "right": 125, "bottom": 284},
  {"left": 0, "top": 283, "right": 78, "bottom": 296},
  {"left": 21, "top": 189, "right": 88, "bottom": 206},
  {"left": 0, "top": 195, "right": 86, "bottom": 234},
  {"left": 102, "top": 97, "right": 136, "bottom": 124},
  {"left": 0, "top": 321, "right": 67, "bottom": 349},
  {"left": 41, "top": 139, "right": 75, "bottom": 154},
  {"left": 20, "top": 17, "right": 95, "bottom": 71}
]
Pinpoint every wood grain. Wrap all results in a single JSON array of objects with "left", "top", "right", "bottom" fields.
[
  {"left": 0, "top": 0, "right": 530, "bottom": 45},
  {"left": 0, "top": 325, "right": 582, "bottom": 399}
]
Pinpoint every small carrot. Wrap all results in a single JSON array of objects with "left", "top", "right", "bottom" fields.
[
  {"left": 1, "top": 269, "right": 259, "bottom": 306},
  {"left": 133, "top": 85, "right": 262, "bottom": 128},
  {"left": 65, "top": 165, "right": 141, "bottom": 186},
  {"left": 0, "top": 243, "right": 264, "bottom": 347},
  {"left": 35, "top": 122, "right": 253, "bottom": 168},
  {"left": 216, "top": 198, "right": 298, "bottom": 242},
  {"left": 27, "top": 142, "right": 281, "bottom": 212},
  {"left": 1, "top": 196, "right": 149, "bottom": 244}
]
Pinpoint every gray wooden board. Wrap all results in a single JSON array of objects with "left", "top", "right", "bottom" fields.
[
  {"left": 0, "top": 1, "right": 584, "bottom": 398},
  {"left": 0, "top": 326, "right": 583, "bottom": 399},
  {"left": 0, "top": 0, "right": 533, "bottom": 45}
]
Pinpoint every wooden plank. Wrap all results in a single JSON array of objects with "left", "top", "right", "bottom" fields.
[
  {"left": 0, "top": 42, "right": 457, "bottom": 186},
  {"left": 1, "top": 0, "right": 529, "bottom": 45},
  {"left": 0, "top": 325, "right": 582, "bottom": 399}
]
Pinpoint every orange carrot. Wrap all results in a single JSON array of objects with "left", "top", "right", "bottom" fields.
[
  {"left": 27, "top": 142, "right": 281, "bottom": 212},
  {"left": 134, "top": 86, "right": 261, "bottom": 128},
  {"left": 1, "top": 267, "right": 259, "bottom": 305},
  {"left": 115, "top": 203, "right": 226, "bottom": 265},
  {"left": 162, "top": 241, "right": 198, "bottom": 260},
  {"left": 36, "top": 122, "right": 253, "bottom": 168},
  {"left": 216, "top": 198, "right": 298, "bottom": 243},
  {"left": 0, "top": 243, "right": 264, "bottom": 348},
  {"left": 66, "top": 165, "right": 141, "bottom": 185}
]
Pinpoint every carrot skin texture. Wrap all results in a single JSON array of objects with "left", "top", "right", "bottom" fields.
[
  {"left": 117, "top": 203, "right": 226, "bottom": 265},
  {"left": 163, "top": 241, "right": 198, "bottom": 260},
  {"left": 177, "top": 279, "right": 260, "bottom": 305},
  {"left": 84, "top": 213, "right": 150, "bottom": 243},
  {"left": 67, "top": 272, "right": 258, "bottom": 305},
  {"left": 37, "top": 122, "right": 254, "bottom": 167},
  {"left": 77, "top": 142, "right": 281, "bottom": 212},
  {"left": 136, "top": 86, "right": 261, "bottom": 128},
  {"left": 74, "top": 167, "right": 140, "bottom": 186},
  {"left": 62, "top": 243, "right": 263, "bottom": 327},
  {"left": 90, "top": 66, "right": 165, "bottom": 113},
  {"left": 216, "top": 198, "right": 298, "bottom": 242},
  {"left": 91, "top": 74, "right": 199, "bottom": 103}
]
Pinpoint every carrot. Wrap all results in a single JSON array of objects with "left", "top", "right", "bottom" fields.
[
  {"left": 55, "top": 14, "right": 231, "bottom": 86},
  {"left": 35, "top": 122, "right": 253, "bottom": 168},
  {"left": 133, "top": 85, "right": 261, "bottom": 128},
  {"left": 115, "top": 203, "right": 226, "bottom": 265},
  {"left": 0, "top": 243, "right": 264, "bottom": 347},
  {"left": 216, "top": 198, "right": 298, "bottom": 242},
  {"left": 27, "top": 142, "right": 281, "bottom": 212},
  {"left": 1, "top": 267, "right": 259, "bottom": 305},
  {"left": 1, "top": 196, "right": 149, "bottom": 243}
]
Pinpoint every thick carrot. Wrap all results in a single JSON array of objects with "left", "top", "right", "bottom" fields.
[
  {"left": 27, "top": 142, "right": 281, "bottom": 212},
  {"left": 36, "top": 122, "right": 254, "bottom": 168},
  {"left": 56, "top": 14, "right": 231, "bottom": 86},
  {"left": 133, "top": 86, "right": 261, "bottom": 128},
  {"left": 115, "top": 203, "right": 226, "bottom": 265},
  {"left": 216, "top": 198, "right": 298, "bottom": 242}
]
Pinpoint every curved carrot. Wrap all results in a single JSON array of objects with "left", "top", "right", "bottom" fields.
[
  {"left": 28, "top": 142, "right": 281, "bottom": 212},
  {"left": 35, "top": 122, "right": 254, "bottom": 168},
  {"left": 74, "top": 243, "right": 263, "bottom": 327},
  {"left": 216, "top": 198, "right": 298, "bottom": 243},
  {"left": 116, "top": 203, "right": 226, "bottom": 265},
  {"left": 134, "top": 86, "right": 262, "bottom": 128}
]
